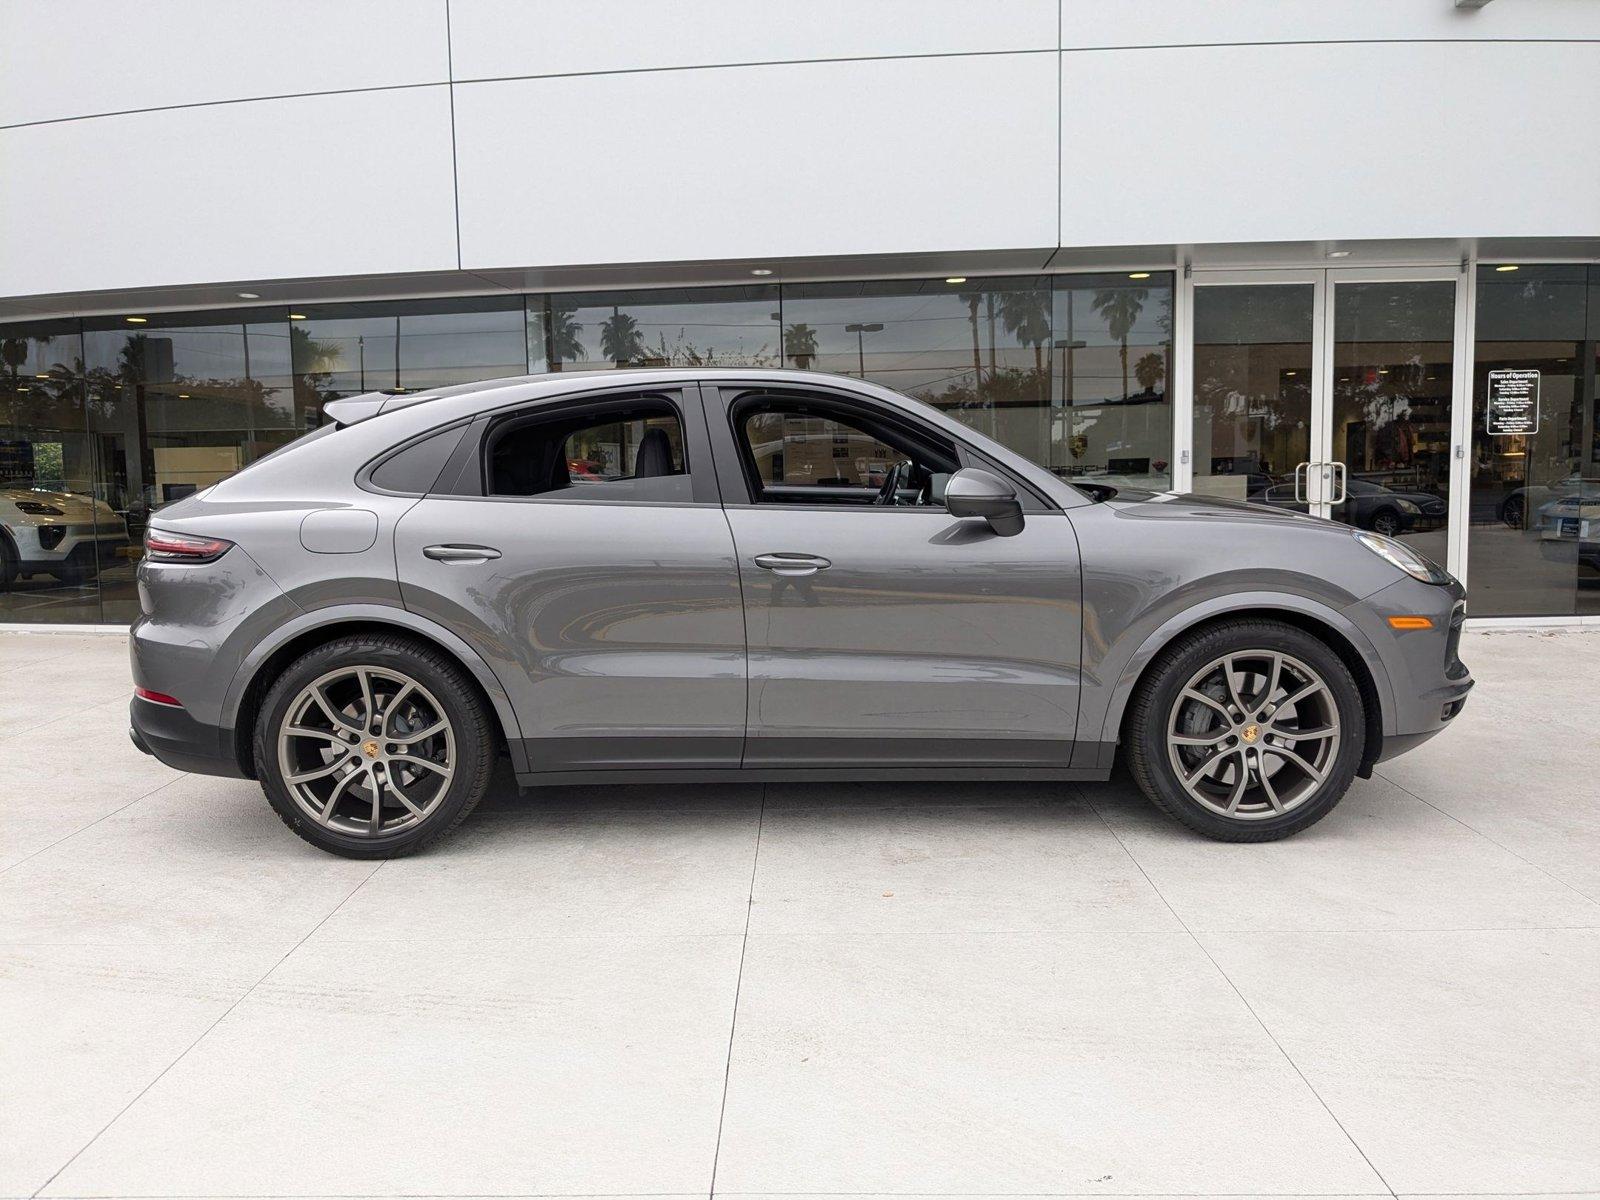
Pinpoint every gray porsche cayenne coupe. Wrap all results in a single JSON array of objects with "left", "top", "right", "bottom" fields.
[{"left": 129, "top": 369, "right": 1472, "bottom": 857}]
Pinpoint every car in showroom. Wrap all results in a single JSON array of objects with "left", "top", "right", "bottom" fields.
[
  {"left": 128, "top": 369, "right": 1472, "bottom": 857},
  {"left": 1536, "top": 492, "right": 1600, "bottom": 563},
  {"left": 1252, "top": 474, "right": 1445, "bottom": 537},
  {"left": 0, "top": 484, "right": 128, "bottom": 587},
  {"left": 1498, "top": 471, "right": 1598, "bottom": 529}
]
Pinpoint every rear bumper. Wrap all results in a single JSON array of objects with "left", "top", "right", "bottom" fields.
[{"left": 129, "top": 694, "right": 246, "bottom": 779}]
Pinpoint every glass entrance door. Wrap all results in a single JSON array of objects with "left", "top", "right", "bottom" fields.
[
  {"left": 1190, "top": 269, "right": 1462, "bottom": 572},
  {"left": 1323, "top": 276, "right": 1457, "bottom": 567},
  {"left": 1192, "top": 275, "right": 1319, "bottom": 508}
]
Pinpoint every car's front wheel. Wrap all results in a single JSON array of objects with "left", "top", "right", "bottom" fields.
[
  {"left": 1124, "top": 619, "right": 1365, "bottom": 841},
  {"left": 254, "top": 633, "right": 495, "bottom": 858},
  {"left": 1369, "top": 507, "right": 1402, "bottom": 537}
]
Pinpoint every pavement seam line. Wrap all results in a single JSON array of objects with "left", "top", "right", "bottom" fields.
[
  {"left": 1374, "top": 767, "right": 1600, "bottom": 909},
  {"left": 1082, "top": 788, "right": 1401, "bottom": 1200},
  {"left": 707, "top": 783, "right": 766, "bottom": 1200},
  {"left": 0, "top": 770, "right": 188, "bottom": 878},
  {"left": 27, "top": 859, "right": 390, "bottom": 1199}
]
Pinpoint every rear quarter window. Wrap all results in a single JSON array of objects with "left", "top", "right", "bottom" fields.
[{"left": 368, "top": 425, "right": 469, "bottom": 495}]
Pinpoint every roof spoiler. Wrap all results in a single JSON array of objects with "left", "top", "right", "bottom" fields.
[{"left": 322, "top": 390, "right": 431, "bottom": 427}]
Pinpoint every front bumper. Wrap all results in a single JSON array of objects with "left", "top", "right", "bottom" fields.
[
  {"left": 129, "top": 693, "right": 246, "bottom": 778},
  {"left": 1345, "top": 576, "right": 1473, "bottom": 763},
  {"left": 19, "top": 537, "right": 126, "bottom": 572}
]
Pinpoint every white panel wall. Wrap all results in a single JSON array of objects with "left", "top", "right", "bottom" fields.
[
  {"left": 0, "top": 88, "right": 459, "bottom": 296},
  {"left": 453, "top": 53, "right": 1059, "bottom": 269},
  {"left": 1059, "top": 0, "right": 1600, "bottom": 47},
  {"left": 2, "top": 1, "right": 1599, "bottom": 304},
  {"left": 449, "top": 0, "right": 1056, "bottom": 79},
  {"left": 1059, "top": 40, "right": 1600, "bottom": 246},
  {"left": 0, "top": 0, "right": 447, "bottom": 128}
]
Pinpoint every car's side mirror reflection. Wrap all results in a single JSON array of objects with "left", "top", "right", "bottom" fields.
[{"left": 945, "top": 467, "right": 1024, "bottom": 536}]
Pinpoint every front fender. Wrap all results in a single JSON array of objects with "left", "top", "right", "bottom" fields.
[
  {"left": 1090, "top": 590, "right": 1398, "bottom": 751},
  {"left": 221, "top": 603, "right": 527, "bottom": 770}
]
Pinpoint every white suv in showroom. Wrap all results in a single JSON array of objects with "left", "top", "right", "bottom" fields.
[{"left": 0, "top": 485, "right": 128, "bottom": 586}]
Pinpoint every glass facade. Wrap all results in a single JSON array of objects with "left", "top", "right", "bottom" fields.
[
  {"left": 2, "top": 265, "right": 1596, "bottom": 624},
  {"left": 1469, "top": 265, "right": 1600, "bottom": 616}
]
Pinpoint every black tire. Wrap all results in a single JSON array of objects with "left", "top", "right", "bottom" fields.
[
  {"left": 0, "top": 533, "right": 17, "bottom": 589},
  {"left": 1369, "top": 507, "right": 1401, "bottom": 537},
  {"left": 1500, "top": 496, "right": 1525, "bottom": 529},
  {"left": 1123, "top": 618, "right": 1366, "bottom": 842},
  {"left": 253, "top": 632, "right": 495, "bottom": 858}
]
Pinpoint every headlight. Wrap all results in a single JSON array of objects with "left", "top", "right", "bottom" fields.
[
  {"left": 1396, "top": 499, "right": 1421, "bottom": 513},
  {"left": 1353, "top": 529, "right": 1452, "bottom": 585}
]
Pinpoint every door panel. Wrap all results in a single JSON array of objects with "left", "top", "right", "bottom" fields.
[
  {"left": 724, "top": 506, "right": 1083, "bottom": 766},
  {"left": 1191, "top": 281, "right": 1317, "bottom": 510},
  {"left": 395, "top": 500, "right": 746, "bottom": 771},
  {"left": 1326, "top": 280, "right": 1456, "bottom": 565},
  {"left": 1189, "top": 270, "right": 1461, "bottom": 573}
]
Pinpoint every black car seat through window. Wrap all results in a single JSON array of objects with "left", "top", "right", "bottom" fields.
[{"left": 633, "top": 426, "right": 675, "bottom": 478}]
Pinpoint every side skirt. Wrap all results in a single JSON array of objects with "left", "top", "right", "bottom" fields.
[{"left": 512, "top": 753, "right": 1117, "bottom": 789}]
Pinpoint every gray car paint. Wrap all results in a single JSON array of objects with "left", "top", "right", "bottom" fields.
[{"left": 129, "top": 367, "right": 1471, "bottom": 787}]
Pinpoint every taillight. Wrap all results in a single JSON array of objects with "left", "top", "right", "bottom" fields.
[
  {"left": 144, "top": 528, "right": 233, "bottom": 563},
  {"left": 134, "top": 686, "right": 182, "bottom": 707}
]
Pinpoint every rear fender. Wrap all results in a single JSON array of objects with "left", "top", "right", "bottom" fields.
[{"left": 222, "top": 603, "right": 527, "bottom": 770}]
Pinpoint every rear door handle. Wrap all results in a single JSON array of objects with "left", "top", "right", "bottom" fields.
[
  {"left": 423, "top": 544, "right": 501, "bottom": 563},
  {"left": 754, "top": 552, "right": 831, "bottom": 576}
]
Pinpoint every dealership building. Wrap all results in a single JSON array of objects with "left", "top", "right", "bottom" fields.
[{"left": 2, "top": 0, "right": 1597, "bottom": 627}]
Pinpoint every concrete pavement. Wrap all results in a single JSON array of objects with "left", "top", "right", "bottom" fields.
[{"left": 2, "top": 627, "right": 1598, "bottom": 1198}]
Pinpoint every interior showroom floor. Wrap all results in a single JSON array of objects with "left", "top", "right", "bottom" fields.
[{"left": 2, "top": 627, "right": 1597, "bottom": 1199}]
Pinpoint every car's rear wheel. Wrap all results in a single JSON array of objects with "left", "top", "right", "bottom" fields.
[
  {"left": 254, "top": 633, "right": 494, "bottom": 858},
  {"left": 1124, "top": 619, "right": 1365, "bottom": 841}
]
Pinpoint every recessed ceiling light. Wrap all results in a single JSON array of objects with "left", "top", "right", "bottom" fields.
[
  {"left": 944, "top": 277, "right": 967, "bottom": 284},
  {"left": 750, "top": 268, "right": 773, "bottom": 276},
  {"left": 1128, "top": 272, "right": 1151, "bottom": 279},
  {"left": 124, "top": 316, "right": 147, "bottom": 324},
  {"left": 33, "top": 372, "right": 48, "bottom": 379},
  {"left": 1285, "top": 371, "right": 1297, "bottom": 377},
  {"left": 237, "top": 292, "right": 259, "bottom": 299},
  {"left": 1378, "top": 368, "right": 1390, "bottom": 375},
  {"left": 177, "top": 393, "right": 190, "bottom": 399},
  {"left": 1494, "top": 264, "right": 1519, "bottom": 272},
  {"left": 1327, "top": 250, "right": 1352, "bottom": 259},
  {"left": 288, "top": 312, "right": 307, "bottom": 320}
]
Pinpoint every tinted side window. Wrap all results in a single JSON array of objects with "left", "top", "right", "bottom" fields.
[
  {"left": 369, "top": 425, "right": 467, "bottom": 494},
  {"left": 734, "top": 400, "right": 957, "bottom": 507},
  {"left": 486, "top": 397, "right": 691, "bottom": 502}
]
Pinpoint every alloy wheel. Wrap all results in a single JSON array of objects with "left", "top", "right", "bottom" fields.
[
  {"left": 275, "top": 665, "right": 456, "bottom": 838},
  {"left": 1165, "top": 650, "right": 1341, "bottom": 820}
]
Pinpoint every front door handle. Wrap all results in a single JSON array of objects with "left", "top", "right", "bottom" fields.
[
  {"left": 754, "top": 552, "right": 831, "bottom": 576},
  {"left": 423, "top": 544, "right": 502, "bottom": 563}
]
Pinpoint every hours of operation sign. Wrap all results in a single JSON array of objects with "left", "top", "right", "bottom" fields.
[{"left": 1487, "top": 369, "right": 1539, "bottom": 435}]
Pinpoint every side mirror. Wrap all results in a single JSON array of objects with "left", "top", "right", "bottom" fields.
[{"left": 945, "top": 467, "right": 1024, "bottom": 536}]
